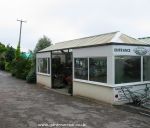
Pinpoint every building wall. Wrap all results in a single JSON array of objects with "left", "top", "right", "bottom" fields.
[
  {"left": 72, "top": 45, "right": 150, "bottom": 104},
  {"left": 36, "top": 52, "right": 51, "bottom": 58},
  {"left": 36, "top": 45, "right": 150, "bottom": 104},
  {"left": 73, "top": 81, "right": 114, "bottom": 104},
  {"left": 72, "top": 45, "right": 115, "bottom": 104},
  {"left": 37, "top": 74, "right": 51, "bottom": 88},
  {"left": 36, "top": 52, "right": 52, "bottom": 88},
  {"left": 113, "top": 83, "right": 150, "bottom": 105},
  {"left": 73, "top": 45, "right": 114, "bottom": 85}
]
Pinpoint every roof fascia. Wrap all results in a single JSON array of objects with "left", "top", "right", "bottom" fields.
[{"left": 37, "top": 42, "right": 150, "bottom": 53}]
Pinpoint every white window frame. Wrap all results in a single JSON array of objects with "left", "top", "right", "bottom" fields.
[
  {"left": 73, "top": 56, "right": 108, "bottom": 85},
  {"left": 114, "top": 55, "right": 150, "bottom": 86},
  {"left": 37, "top": 57, "right": 50, "bottom": 75},
  {"left": 143, "top": 56, "right": 150, "bottom": 82}
]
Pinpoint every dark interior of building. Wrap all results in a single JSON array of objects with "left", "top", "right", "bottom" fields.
[{"left": 51, "top": 49, "right": 72, "bottom": 94}]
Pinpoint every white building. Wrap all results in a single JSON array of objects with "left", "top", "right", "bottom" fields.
[{"left": 36, "top": 31, "right": 150, "bottom": 104}]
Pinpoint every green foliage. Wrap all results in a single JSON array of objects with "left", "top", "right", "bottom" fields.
[
  {"left": 11, "top": 41, "right": 32, "bottom": 80},
  {"left": 34, "top": 35, "right": 51, "bottom": 53},
  {"left": 5, "top": 62, "right": 12, "bottom": 71},
  {"left": 11, "top": 57, "right": 32, "bottom": 80},
  {"left": 0, "top": 43, "right": 16, "bottom": 71},
  {"left": 0, "top": 42, "right": 6, "bottom": 54},
  {"left": 15, "top": 45, "right": 21, "bottom": 59},
  {"left": 0, "top": 58, "right": 5, "bottom": 70},
  {"left": 0, "top": 36, "right": 51, "bottom": 83},
  {"left": 0, "top": 43, "right": 7, "bottom": 70},
  {"left": 4, "top": 45, "right": 15, "bottom": 72},
  {"left": 0, "top": 41, "right": 33, "bottom": 81},
  {"left": 32, "top": 35, "right": 51, "bottom": 66},
  {"left": 5, "top": 45, "right": 15, "bottom": 62},
  {"left": 26, "top": 67, "right": 36, "bottom": 83}
]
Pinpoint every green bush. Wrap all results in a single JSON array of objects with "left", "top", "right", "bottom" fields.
[
  {"left": 11, "top": 60, "right": 16, "bottom": 76},
  {"left": 0, "top": 60, "right": 5, "bottom": 70},
  {"left": 26, "top": 68, "right": 36, "bottom": 83},
  {"left": 5, "top": 62, "right": 12, "bottom": 71},
  {"left": 11, "top": 57, "right": 31, "bottom": 80}
]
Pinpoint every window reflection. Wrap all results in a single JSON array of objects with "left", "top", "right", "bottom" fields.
[
  {"left": 115, "top": 56, "right": 141, "bottom": 84},
  {"left": 89, "top": 57, "right": 107, "bottom": 83},
  {"left": 143, "top": 56, "right": 150, "bottom": 81},
  {"left": 74, "top": 58, "right": 88, "bottom": 80},
  {"left": 38, "top": 58, "right": 50, "bottom": 74}
]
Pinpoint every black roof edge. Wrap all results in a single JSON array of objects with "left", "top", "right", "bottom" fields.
[
  {"left": 138, "top": 37, "right": 150, "bottom": 39},
  {"left": 110, "top": 42, "right": 150, "bottom": 46},
  {"left": 36, "top": 42, "right": 150, "bottom": 54}
]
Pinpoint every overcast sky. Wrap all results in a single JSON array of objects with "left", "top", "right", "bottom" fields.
[{"left": 0, "top": 0, "right": 150, "bottom": 52}]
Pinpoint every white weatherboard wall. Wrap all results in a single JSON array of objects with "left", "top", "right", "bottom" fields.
[
  {"left": 37, "top": 74, "right": 51, "bottom": 88},
  {"left": 73, "top": 81, "right": 114, "bottom": 103},
  {"left": 36, "top": 52, "right": 51, "bottom": 88},
  {"left": 73, "top": 45, "right": 115, "bottom": 103}
]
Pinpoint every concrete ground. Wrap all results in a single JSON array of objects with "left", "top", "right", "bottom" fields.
[{"left": 0, "top": 71, "right": 150, "bottom": 128}]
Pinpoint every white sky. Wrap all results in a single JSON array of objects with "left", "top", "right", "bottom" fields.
[{"left": 0, "top": 0, "right": 150, "bottom": 52}]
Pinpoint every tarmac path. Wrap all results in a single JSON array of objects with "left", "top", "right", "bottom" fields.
[{"left": 0, "top": 71, "right": 149, "bottom": 128}]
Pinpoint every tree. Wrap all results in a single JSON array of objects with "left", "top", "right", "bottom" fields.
[
  {"left": 5, "top": 45, "right": 15, "bottom": 62},
  {"left": 34, "top": 35, "right": 51, "bottom": 53},
  {"left": 0, "top": 42, "right": 6, "bottom": 53},
  {"left": 0, "top": 42, "right": 7, "bottom": 70},
  {"left": 26, "top": 35, "right": 52, "bottom": 83},
  {"left": 5, "top": 45, "right": 16, "bottom": 71},
  {"left": 0, "top": 42, "right": 7, "bottom": 58},
  {"left": 32, "top": 35, "right": 51, "bottom": 66}
]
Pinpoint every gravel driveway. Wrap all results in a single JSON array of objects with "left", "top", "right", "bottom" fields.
[{"left": 0, "top": 71, "right": 149, "bottom": 128}]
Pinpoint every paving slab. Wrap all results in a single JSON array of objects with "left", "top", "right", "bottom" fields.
[{"left": 0, "top": 71, "right": 150, "bottom": 128}]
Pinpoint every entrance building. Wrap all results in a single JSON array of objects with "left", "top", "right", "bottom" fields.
[{"left": 36, "top": 31, "right": 150, "bottom": 104}]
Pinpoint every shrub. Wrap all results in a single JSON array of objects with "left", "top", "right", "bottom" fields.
[
  {"left": 11, "top": 57, "right": 31, "bottom": 80},
  {"left": 0, "top": 59, "right": 5, "bottom": 70},
  {"left": 26, "top": 67, "right": 36, "bottom": 83},
  {"left": 5, "top": 62, "right": 12, "bottom": 71}
]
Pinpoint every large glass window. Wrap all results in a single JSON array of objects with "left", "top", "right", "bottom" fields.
[
  {"left": 115, "top": 56, "right": 141, "bottom": 84},
  {"left": 38, "top": 58, "right": 50, "bottom": 74},
  {"left": 74, "top": 58, "right": 88, "bottom": 80},
  {"left": 143, "top": 56, "right": 150, "bottom": 81},
  {"left": 89, "top": 57, "right": 107, "bottom": 83}
]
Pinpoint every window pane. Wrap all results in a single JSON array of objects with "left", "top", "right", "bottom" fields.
[
  {"left": 37, "top": 58, "right": 41, "bottom": 72},
  {"left": 42, "top": 58, "right": 48, "bottom": 73},
  {"left": 115, "top": 56, "right": 141, "bottom": 84},
  {"left": 74, "top": 58, "right": 88, "bottom": 80},
  {"left": 38, "top": 58, "right": 50, "bottom": 74},
  {"left": 89, "top": 57, "right": 107, "bottom": 83},
  {"left": 143, "top": 56, "right": 150, "bottom": 81}
]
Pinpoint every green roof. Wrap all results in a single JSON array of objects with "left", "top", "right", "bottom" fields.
[{"left": 21, "top": 52, "right": 32, "bottom": 59}]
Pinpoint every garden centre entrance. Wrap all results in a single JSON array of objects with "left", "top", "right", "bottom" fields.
[{"left": 51, "top": 49, "right": 72, "bottom": 95}]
